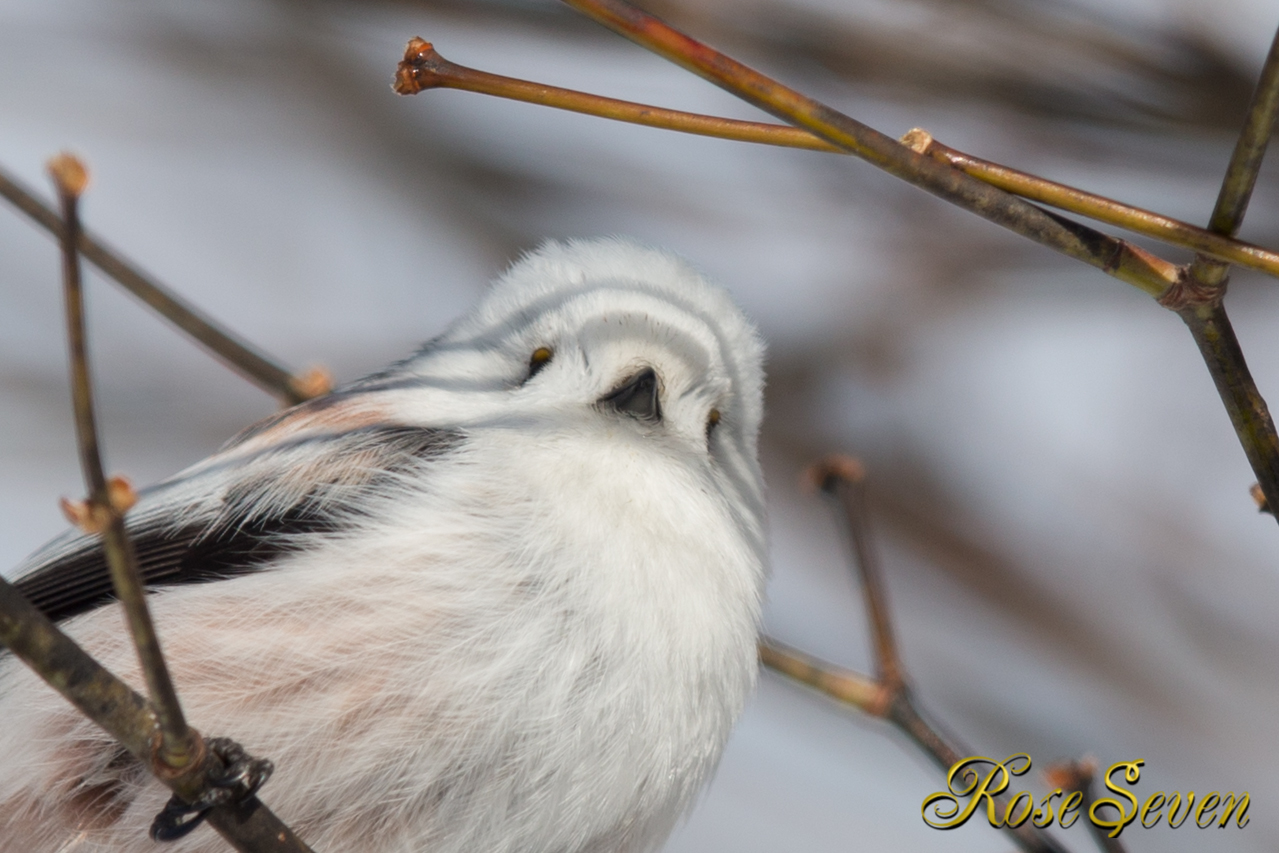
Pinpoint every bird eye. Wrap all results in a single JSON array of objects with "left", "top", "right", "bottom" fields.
[
  {"left": 526, "top": 347, "right": 553, "bottom": 381},
  {"left": 706, "top": 408, "right": 721, "bottom": 441}
]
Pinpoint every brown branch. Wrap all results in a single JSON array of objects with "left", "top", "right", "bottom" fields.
[
  {"left": 0, "top": 577, "right": 159, "bottom": 759},
  {"left": 1205, "top": 24, "right": 1279, "bottom": 242},
  {"left": 1177, "top": 25, "right": 1279, "bottom": 514},
  {"left": 394, "top": 38, "right": 841, "bottom": 150},
  {"left": 0, "top": 577, "right": 313, "bottom": 853},
  {"left": 804, "top": 456, "right": 903, "bottom": 688},
  {"left": 49, "top": 152, "right": 195, "bottom": 772},
  {"left": 901, "top": 129, "right": 1279, "bottom": 281},
  {"left": 544, "top": 0, "right": 1279, "bottom": 526},
  {"left": 759, "top": 455, "right": 1070, "bottom": 853},
  {"left": 0, "top": 163, "right": 326, "bottom": 406},
  {"left": 758, "top": 636, "right": 886, "bottom": 713},
  {"left": 1178, "top": 303, "right": 1279, "bottom": 521},
  {"left": 42, "top": 153, "right": 313, "bottom": 852},
  {"left": 394, "top": 40, "right": 1279, "bottom": 282},
  {"left": 519, "top": 4, "right": 1179, "bottom": 297},
  {"left": 1044, "top": 759, "right": 1129, "bottom": 853}
]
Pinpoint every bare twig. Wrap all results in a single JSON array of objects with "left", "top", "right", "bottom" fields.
[
  {"left": 0, "top": 164, "right": 326, "bottom": 406},
  {"left": 0, "top": 577, "right": 313, "bottom": 853},
  {"left": 1044, "top": 759, "right": 1129, "bottom": 853},
  {"left": 805, "top": 456, "right": 902, "bottom": 688},
  {"left": 393, "top": 39, "right": 839, "bottom": 150},
  {"left": 901, "top": 129, "right": 1279, "bottom": 280},
  {"left": 545, "top": 0, "right": 1279, "bottom": 522},
  {"left": 0, "top": 576, "right": 158, "bottom": 759},
  {"left": 761, "top": 455, "right": 1069, "bottom": 853},
  {"left": 49, "top": 152, "right": 195, "bottom": 771},
  {"left": 1178, "top": 25, "right": 1279, "bottom": 513},
  {"left": 545, "top": 2, "right": 1177, "bottom": 298},
  {"left": 42, "top": 153, "right": 313, "bottom": 852},
  {"left": 394, "top": 41, "right": 1279, "bottom": 282},
  {"left": 1178, "top": 305, "right": 1279, "bottom": 518},
  {"left": 1203, "top": 25, "right": 1279, "bottom": 245},
  {"left": 758, "top": 636, "right": 885, "bottom": 713}
]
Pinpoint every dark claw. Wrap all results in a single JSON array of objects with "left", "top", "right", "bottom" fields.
[{"left": 150, "top": 737, "right": 275, "bottom": 842}]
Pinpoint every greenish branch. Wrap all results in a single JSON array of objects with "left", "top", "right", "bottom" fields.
[
  {"left": 1175, "top": 25, "right": 1279, "bottom": 519},
  {"left": 547, "top": 0, "right": 1279, "bottom": 523},
  {"left": 394, "top": 40, "right": 1279, "bottom": 283},
  {"left": 546, "top": 2, "right": 1180, "bottom": 297}
]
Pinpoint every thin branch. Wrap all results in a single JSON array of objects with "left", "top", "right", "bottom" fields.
[
  {"left": 1178, "top": 304, "right": 1279, "bottom": 519},
  {"left": 0, "top": 164, "right": 327, "bottom": 406},
  {"left": 543, "top": 0, "right": 1279, "bottom": 524},
  {"left": 1044, "top": 759, "right": 1129, "bottom": 853},
  {"left": 902, "top": 129, "right": 1279, "bottom": 280},
  {"left": 758, "top": 636, "right": 886, "bottom": 713},
  {"left": 760, "top": 455, "right": 1070, "bottom": 853},
  {"left": 0, "top": 577, "right": 159, "bottom": 759},
  {"left": 1175, "top": 25, "right": 1279, "bottom": 517},
  {"left": 540, "top": 2, "right": 1178, "bottom": 298},
  {"left": 393, "top": 39, "right": 840, "bottom": 151},
  {"left": 805, "top": 456, "right": 902, "bottom": 687},
  {"left": 394, "top": 41, "right": 1279, "bottom": 282},
  {"left": 1206, "top": 24, "right": 1279, "bottom": 240},
  {"left": 49, "top": 152, "right": 195, "bottom": 772},
  {"left": 44, "top": 154, "right": 313, "bottom": 852},
  {"left": 0, "top": 577, "right": 313, "bottom": 853}
]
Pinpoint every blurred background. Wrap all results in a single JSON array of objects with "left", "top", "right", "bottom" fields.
[{"left": 3, "top": 0, "right": 1279, "bottom": 850}]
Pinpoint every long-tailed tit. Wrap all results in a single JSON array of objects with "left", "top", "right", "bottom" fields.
[{"left": 0, "top": 237, "right": 767, "bottom": 852}]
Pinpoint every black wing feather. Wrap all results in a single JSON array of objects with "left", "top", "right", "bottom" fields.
[{"left": 12, "top": 426, "right": 460, "bottom": 624}]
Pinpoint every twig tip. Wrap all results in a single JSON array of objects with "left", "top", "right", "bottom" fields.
[
  {"left": 288, "top": 366, "right": 333, "bottom": 401},
  {"left": 802, "top": 453, "right": 866, "bottom": 493},
  {"left": 1043, "top": 756, "right": 1099, "bottom": 791},
  {"left": 394, "top": 37, "right": 445, "bottom": 95},
  {"left": 1250, "top": 482, "right": 1271, "bottom": 514},
  {"left": 107, "top": 475, "right": 139, "bottom": 514},
  {"left": 47, "top": 152, "right": 90, "bottom": 198},
  {"left": 59, "top": 475, "right": 137, "bottom": 534}
]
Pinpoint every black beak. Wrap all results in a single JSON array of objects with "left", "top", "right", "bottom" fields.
[{"left": 600, "top": 367, "right": 661, "bottom": 422}]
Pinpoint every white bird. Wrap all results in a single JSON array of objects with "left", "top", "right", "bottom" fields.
[{"left": 0, "top": 237, "right": 768, "bottom": 853}]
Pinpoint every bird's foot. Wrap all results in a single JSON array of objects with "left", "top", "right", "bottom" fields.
[{"left": 150, "top": 737, "right": 274, "bottom": 841}]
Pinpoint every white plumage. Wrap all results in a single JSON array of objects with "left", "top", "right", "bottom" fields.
[{"left": 0, "top": 237, "right": 768, "bottom": 852}]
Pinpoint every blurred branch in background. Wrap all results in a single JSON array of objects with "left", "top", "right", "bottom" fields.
[
  {"left": 762, "top": 455, "right": 1072, "bottom": 853},
  {"left": 1044, "top": 759, "right": 1130, "bottom": 853},
  {"left": 0, "top": 166, "right": 328, "bottom": 406}
]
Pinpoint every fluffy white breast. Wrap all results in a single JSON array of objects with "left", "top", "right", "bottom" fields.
[{"left": 0, "top": 237, "right": 768, "bottom": 853}]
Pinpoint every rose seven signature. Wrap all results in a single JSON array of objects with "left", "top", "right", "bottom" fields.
[{"left": 922, "top": 754, "right": 1249, "bottom": 837}]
